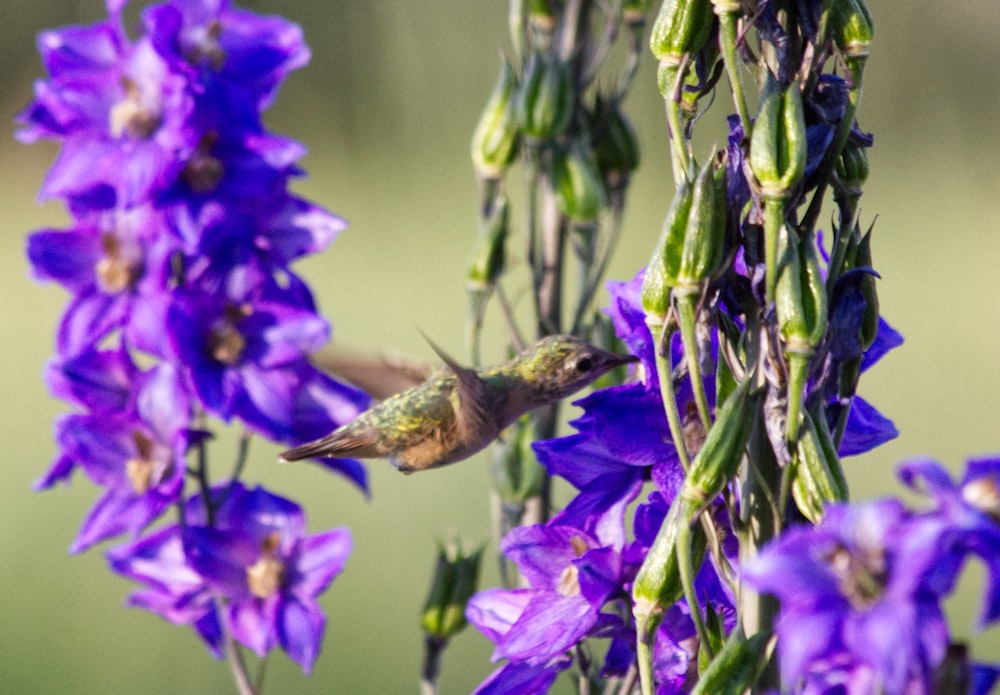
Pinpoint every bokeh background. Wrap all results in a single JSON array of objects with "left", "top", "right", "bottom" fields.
[{"left": 2, "top": 1, "right": 999, "bottom": 692}]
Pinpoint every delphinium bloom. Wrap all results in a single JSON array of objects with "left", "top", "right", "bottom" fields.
[
  {"left": 742, "top": 500, "right": 959, "bottom": 694},
  {"left": 109, "top": 483, "right": 352, "bottom": 673},
  {"left": 21, "top": 0, "right": 368, "bottom": 675}
]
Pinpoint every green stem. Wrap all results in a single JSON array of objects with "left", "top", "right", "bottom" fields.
[
  {"left": 661, "top": 63, "right": 691, "bottom": 182},
  {"left": 647, "top": 317, "right": 692, "bottom": 471},
  {"left": 677, "top": 511, "right": 714, "bottom": 660},
  {"left": 784, "top": 350, "right": 811, "bottom": 445},
  {"left": 636, "top": 632, "right": 656, "bottom": 695},
  {"left": 762, "top": 196, "right": 786, "bottom": 305},
  {"left": 674, "top": 292, "right": 712, "bottom": 430},
  {"left": 714, "top": 5, "right": 751, "bottom": 134}
]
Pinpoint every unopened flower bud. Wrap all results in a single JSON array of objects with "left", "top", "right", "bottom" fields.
[
  {"left": 791, "top": 409, "right": 849, "bottom": 523},
  {"left": 835, "top": 143, "right": 869, "bottom": 193},
  {"left": 775, "top": 229, "right": 827, "bottom": 443},
  {"left": 640, "top": 154, "right": 726, "bottom": 320},
  {"left": 681, "top": 375, "right": 756, "bottom": 504},
  {"left": 467, "top": 197, "right": 509, "bottom": 290},
  {"left": 749, "top": 75, "right": 808, "bottom": 199},
  {"left": 591, "top": 95, "right": 640, "bottom": 185},
  {"left": 551, "top": 141, "right": 608, "bottom": 221},
  {"left": 689, "top": 628, "right": 771, "bottom": 695},
  {"left": 631, "top": 495, "right": 706, "bottom": 641},
  {"left": 471, "top": 60, "right": 520, "bottom": 179},
  {"left": 527, "top": 0, "right": 558, "bottom": 32},
  {"left": 421, "top": 538, "right": 484, "bottom": 639},
  {"left": 642, "top": 175, "right": 694, "bottom": 321},
  {"left": 515, "top": 52, "right": 573, "bottom": 140},
  {"left": 854, "top": 227, "right": 879, "bottom": 351},
  {"left": 829, "top": 0, "right": 874, "bottom": 63},
  {"left": 649, "top": 0, "right": 714, "bottom": 67}
]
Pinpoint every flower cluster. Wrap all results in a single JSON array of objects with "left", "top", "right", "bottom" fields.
[
  {"left": 461, "top": 0, "right": 1000, "bottom": 693},
  {"left": 20, "top": 0, "right": 368, "bottom": 672},
  {"left": 743, "top": 458, "right": 1000, "bottom": 694},
  {"left": 466, "top": 272, "right": 899, "bottom": 692}
]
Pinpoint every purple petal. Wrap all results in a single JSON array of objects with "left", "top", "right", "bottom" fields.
[
  {"left": 471, "top": 658, "right": 571, "bottom": 695},
  {"left": 496, "top": 591, "right": 595, "bottom": 663},
  {"left": 466, "top": 588, "right": 532, "bottom": 643},
  {"left": 291, "top": 528, "right": 352, "bottom": 598},
  {"left": 277, "top": 595, "right": 325, "bottom": 673},
  {"left": 838, "top": 395, "right": 898, "bottom": 457}
]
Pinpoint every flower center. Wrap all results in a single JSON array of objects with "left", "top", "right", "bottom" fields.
[
  {"left": 206, "top": 303, "right": 252, "bottom": 366},
  {"left": 109, "top": 77, "right": 162, "bottom": 139},
  {"left": 826, "top": 542, "right": 887, "bottom": 610},
  {"left": 182, "top": 133, "right": 224, "bottom": 193},
  {"left": 183, "top": 20, "right": 226, "bottom": 70},
  {"left": 246, "top": 532, "right": 286, "bottom": 599},
  {"left": 962, "top": 473, "right": 1000, "bottom": 523},
  {"left": 125, "top": 430, "right": 160, "bottom": 494},
  {"left": 95, "top": 233, "right": 142, "bottom": 293}
]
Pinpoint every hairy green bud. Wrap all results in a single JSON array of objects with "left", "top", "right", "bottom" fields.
[
  {"left": 749, "top": 75, "right": 808, "bottom": 199},
  {"left": 515, "top": 52, "right": 573, "bottom": 140},
  {"left": 591, "top": 94, "right": 641, "bottom": 184},
  {"left": 682, "top": 375, "right": 756, "bottom": 505},
  {"left": 471, "top": 60, "right": 520, "bottom": 179},
  {"left": 640, "top": 155, "right": 726, "bottom": 319},
  {"left": 420, "top": 538, "right": 484, "bottom": 639},
  {"left": 690, "top": 627, "right": 772, "bottom": 695},
  {"left": 467, "top": 197, "right": 509, "bottom": 289},
  {"left": 791, "top": 409, "right": 849, "bottom": 523},
  {"left": 649, "top": 0, "right": 714, "bottom": 66},
  {"left": 552, "top": 141, "right": 608, "bottom": 222},
  {"left": 829, "top": 0, "right": 874, "bottom": 62},
  {"left": 631, "top": 495, "right": 707, "bottom": 641}
]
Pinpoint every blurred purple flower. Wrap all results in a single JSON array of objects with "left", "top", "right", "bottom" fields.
[
  {"left": 110, "top": 483, "right": 351, "bottom": 672},
  {"left": 742, "top": 500, "right": 953, "bottom": 694}
]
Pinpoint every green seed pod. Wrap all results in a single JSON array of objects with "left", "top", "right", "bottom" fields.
[
  {"left": 791, "top": 409, "right": 849, "bottom": 523},
  {"left": 682, "top": 375, "right": 756, "bottom": 505},
  {"left": 649, "top": 0, "right": 714, "bottom": 66},
  {"left": 775, "top": 228, "right": 827, "bottom": 354},
  {"left": 467, "top": 197, "right": 509, "bottom": 290},
  {"left": 690, "top": 627, "right": 772, "bottom": 695},
  {"left": 591, "top": 94, "right": 641, "bottom": 183},
  {"left": 855, "top": 227, "right": 880, "bottom": 351},
  {"left": 749, "top": 75, "right": 808, "bottom": 199},
  {"left": 551, "top": 141, "right": 608, "bottom": 221},
  {"left": 515, "top": 52, "right": 573, "bottom": 140},
  {"left": 420, "top": 539, "right": 484, "bottom": 638},
  {"left": 676, "top": 151, "right": 727, "bottom": 290},
  {"left": 631, "top": 495, "right": 706, "bottom": 641},
  {"left": 775, "top": 229, "right": 827, "bottom": 443},
  {"left": 471, "top": 60, "right": 520, "bottom": 179},
  {"left": 829, "top": 0, "right": 874, "bottom": 62},
  {"left": 641, "top": 175, "right": 694, "bottom": 321},
  {"left": 835, "top": 143, "right": 869, "bottom": 192}
]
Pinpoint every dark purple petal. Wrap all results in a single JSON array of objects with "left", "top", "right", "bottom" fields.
[
  {"left": 471, "top": 657, "right": 571, "bottom": 695},
  {"left": 183, "top": 526, "right": 258, "bottom": 596},
  {"left": 46, "top": 347, "right": 137, "bottom": 413},
  {"left": 838, "top": 395, "right": 898, "bottom": 457}
]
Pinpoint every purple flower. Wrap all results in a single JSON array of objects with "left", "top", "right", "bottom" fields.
[
  {"left": 742, "top": 500, "right": 953, "bottom": 694},
  {"left": 898, "top": 457, "right": 1000, "bottom": 626},
  {"left": 17, "top": 16, "right": 197, "bottom": 209},
  {"left": 110, "top": 483, "right": 351, "bottom": 673},
  {"left": 467, "top": 520, "right": 626, "bottom": 687}
]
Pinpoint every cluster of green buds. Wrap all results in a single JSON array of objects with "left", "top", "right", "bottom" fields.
[
  {"left": 466, "top": 0, "right": 654, "bottom": 599},
  {"left": 626, "top": 0, "right": 879, "bottom": 691}
]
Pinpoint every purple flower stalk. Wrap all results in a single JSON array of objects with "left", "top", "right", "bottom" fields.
[{"left": 21, "top": 0, "right": 368, "bottom": 677}]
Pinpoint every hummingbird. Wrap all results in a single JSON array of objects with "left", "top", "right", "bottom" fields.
[{"left": 278, "top": 334, "right": 638, "bottom": 473}]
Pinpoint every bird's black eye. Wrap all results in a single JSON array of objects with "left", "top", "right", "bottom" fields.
[{"left": 573, "top": 356, "right": 595, "bottom": 373}]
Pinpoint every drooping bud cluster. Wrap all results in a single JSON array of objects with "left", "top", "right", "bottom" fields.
[{"left": 20, "top": 0, "right": 368, "bottom": 673}]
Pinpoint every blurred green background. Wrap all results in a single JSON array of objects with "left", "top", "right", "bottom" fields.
[{"left": 2, "top": 1, "right": 999, "bottom": 693}]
